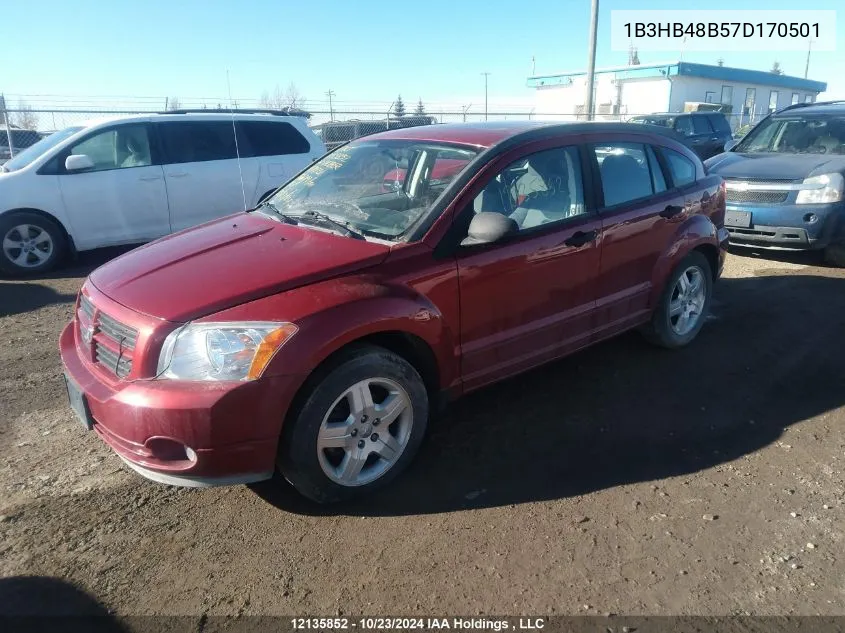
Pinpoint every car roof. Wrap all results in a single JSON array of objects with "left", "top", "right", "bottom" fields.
[
  {"left": 774, "top": 100, "right": 845, "bottom": 116},
  {"left": 77, "top": 111, "right": 310, "bottom": 129},
  {"left": 360, "top": 120, "right": 685, "bottom": 149}
]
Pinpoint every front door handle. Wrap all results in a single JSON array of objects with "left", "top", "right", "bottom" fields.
[
  {"left": 167, "top": 171, "right": 189, "bottom": 178},
  {"left": 564, "top": 229, "right": 599, "bottom": 247},
  {"left": 660, "top": 204, "right": 684, "bottom": 219},
  {"left": 138, "top": 175, "right": 162, "bottom": 182}
]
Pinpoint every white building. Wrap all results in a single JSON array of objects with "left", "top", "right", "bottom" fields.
[{"left": 527, "top": 61, "right": 828, "bottom": 129}]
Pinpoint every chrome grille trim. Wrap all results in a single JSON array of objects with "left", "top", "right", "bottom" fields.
[
  {"left": 95, "top": 342, "right": 132, "bottom": 378},
  {"left": 79, "top": 294, "right": 95, "bottom": 320},
  {"left": 98, "top": 312, "right": 138, "bottom": 350}
]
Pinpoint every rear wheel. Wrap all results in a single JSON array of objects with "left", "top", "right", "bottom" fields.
[
  {"left": 643, "top": 251, "right": 712, "bottom": 349},
  {"left": 0, "top": 212, "right": 67, "bottom": 276},
  {"left": 279, "top": 345, "right": 429, "bottom": 503}
]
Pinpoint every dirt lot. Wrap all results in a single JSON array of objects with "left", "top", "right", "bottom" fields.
[{"left": 1, "top": 247, "right": 844, "bottom": 618}]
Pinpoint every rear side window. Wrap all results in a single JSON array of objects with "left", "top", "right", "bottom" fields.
[
  {"left": 707, "top": 114, "right": 732, "bottom": 134},
  {"left": 237, "top": 121, "right": 311, "bottom": 157},
  {"left": 663, "top": 149, "right": 696, "bottom": 187},
  {"left": 674, "top": 117, "right": 693, "bottom": 136},
  {"left": 592, "top": 143, "right": 655, "bottom": 207},
  {"left": 157, "top": 121, "right": 237, "bottom": 164},
  {"left": 692, "top": 116, "right": 713, "bottom": 134}
]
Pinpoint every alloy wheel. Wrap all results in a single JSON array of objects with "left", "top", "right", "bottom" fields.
[
  {"left": 2, "top": 224, "right": 54, "bottom": 268},
  {"left": 668, "top": 265, "right": 707, "bottom": 336}
]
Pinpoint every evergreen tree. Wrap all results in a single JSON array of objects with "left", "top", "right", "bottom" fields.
[{"left": 393, "top": 95, "right": 406, "bottom": 118}]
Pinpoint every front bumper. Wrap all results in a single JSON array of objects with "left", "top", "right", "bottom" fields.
[
  {"left": 725, "top": 200, "right": 845, "bottom": 251},
  {"left": 60, "top": 321, "right": 304, "bottom": 487}
]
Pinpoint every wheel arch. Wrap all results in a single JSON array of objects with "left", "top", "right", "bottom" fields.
[
  {"left": 0, "top": 207, "right": 76, "bottom": 255},
  {"left": 648, "top": 215, "right": 720, "bottom": 308}
]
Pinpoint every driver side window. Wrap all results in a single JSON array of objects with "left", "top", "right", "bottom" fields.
[
  {"left": 470, "top": 146, "right": 586, "bottom": 232},
  {"left": 69, "top": 125, "right": 152, "bottom": 172}
]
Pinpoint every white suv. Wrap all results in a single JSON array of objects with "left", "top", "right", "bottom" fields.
[{"left": 0, "top": 110, "right": 326, "bottom": 275}]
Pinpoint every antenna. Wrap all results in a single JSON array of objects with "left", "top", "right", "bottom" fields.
[{"left": 226, "top": 69, "right": 248, "bottom": 212}]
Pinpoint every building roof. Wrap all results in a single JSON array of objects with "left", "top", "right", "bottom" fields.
[{"left": 527, "top": 61, "right": 827, "bottom": 93}]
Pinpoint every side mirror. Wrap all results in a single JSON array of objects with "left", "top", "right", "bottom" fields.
[
  {"left": 724, "top": 139, "right": 739, "bottom": 152},
  {"left": 65, "top": 154, "right": 95, "bottom": 172},
  {"left": 461, "top": 212, "right": 518, "bottom": 246}
]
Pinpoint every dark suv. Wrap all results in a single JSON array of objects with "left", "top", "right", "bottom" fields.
[
  {"left": 704, "top": 101, "right": 845, "bottom": 266},
  {"left": 629, "top": 112, "right": 734, "bottom": 160}
]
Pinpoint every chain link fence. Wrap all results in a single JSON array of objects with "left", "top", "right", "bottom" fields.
[{"left": 1, "top": 103, "right": 759, "bottom": 163}]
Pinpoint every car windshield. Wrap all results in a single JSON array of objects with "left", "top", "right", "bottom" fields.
[
  {"left": 734, "top": 114, "right": 845, "bottom": 154},
  {"left": 2, "top": 126, "right": 83, "bottom": 172},
  {"left": 264, "top": 139, "right": 478, "bottom": 240}
]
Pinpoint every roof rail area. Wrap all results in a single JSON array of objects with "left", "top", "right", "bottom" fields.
[{"left": 157, "top": 108, "right": 311, "bottom": 118}]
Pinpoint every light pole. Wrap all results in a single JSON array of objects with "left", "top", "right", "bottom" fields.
[
  {"left": 325, "top": 90, "right": 336, "bottom": 122},
  {"left": 584, "top": 0, "right": 599, "bottom": 121},
  {"left": 481, "top": 72, "right": 491, "bottom": 121}
]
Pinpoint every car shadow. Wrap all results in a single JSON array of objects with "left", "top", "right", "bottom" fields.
[
  {"left": 0, "top": 575, "right": 128, "bottom": 631},
  {"left": 0, "top": 282, "right": 77, "bottom": 317},
  {"left": 252, "top": 270, "right": 845, "bottom": 516},
  {"left": 727, "top": 244, "right": 828, "bottom": 267}
]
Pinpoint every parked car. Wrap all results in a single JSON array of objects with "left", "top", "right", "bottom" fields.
[
  {"left": 60, "top": 121, "right": 728, "bottom": 503},
  {"left": 0, "top": 110, "right": 325, "bottom": 275},
  {"left": 0, "top": 127, "right": 43, "bottom": 163},
  {"left": 704, "top": 100, "right": 845, "bottom": 266},
  {"left": 629, "top": 112, "right": 734, "bottom": 160}
]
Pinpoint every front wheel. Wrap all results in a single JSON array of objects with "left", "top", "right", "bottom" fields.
[
  {"left": 0, "top": 212, "right": 67, "bottom": 276},
  {"left": 279, "top": 346, "right": 429, "bottom": 503},
  {"left": 643, "top": 251, "right": 713, "bottom": 349}
]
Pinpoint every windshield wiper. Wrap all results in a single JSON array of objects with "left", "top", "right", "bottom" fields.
[
  {"left": 255, "top": 200, "right": 299, "bottom": 225},
  {"left": 291, "top": 210, "right": 367, "bottom": 241}
]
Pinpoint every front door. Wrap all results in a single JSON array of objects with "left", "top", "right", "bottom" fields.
[
  {"left": 156, "top": 120, "right": 250, "bottom": 232},
  {"left": 453, "top": 144, "right": 602, "bottom": 392},
  {"left": 57, "top": 123, "right": 170, "bottom": 249}
]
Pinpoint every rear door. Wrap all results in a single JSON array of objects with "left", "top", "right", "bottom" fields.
[
  {"left": 588, "top": 138, "right": 684, "bottom": 339},
  {"left": 156, "top": 120, "right": 247, "bottom": 232},
  {"left": 690, "top": 115, "right": 720, "bottom": 158},
  {"left": 56, "top": 122, "right": 171, "bottom": 249}
]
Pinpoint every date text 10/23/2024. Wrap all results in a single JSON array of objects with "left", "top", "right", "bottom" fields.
[{"left": 291, "top": 618, "right": 547, "bottom": 630}]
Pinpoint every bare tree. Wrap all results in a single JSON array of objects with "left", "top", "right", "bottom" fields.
[
  {"left": 166, "top": 97, "right": 181, "bottom": 111},
  {"left": 260, "top": 82, "right": 306, "bottom": 110},
  {"left": 13, "top": 100, "right": 38, "bottom": 130}
]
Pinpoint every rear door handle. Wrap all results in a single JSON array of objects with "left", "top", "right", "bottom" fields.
[
  {"left": 564, "top": 229, "right": 599, "bottom": 247},
  {"left": 660, "top": 204, "right": 684, "bottom": 219},
  {"left": 138, "top": 175, "right": 162, "bottom": 182}
]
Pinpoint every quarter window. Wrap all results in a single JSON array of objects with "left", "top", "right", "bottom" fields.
[
  {"left": 663, "top": 149, "right": 696, "bottom": 187},
  {"left": 158, "top": 121, "right": 237, "bottom": 164},
  {"left": 592, "top": 143, "right": 654, "bottom": 207},
  {"left": 237, "top": 121, "right": 311, "bottom": 156},
  {"left": 68, "top": 125, "right": 152, "bottom": 171},
  {"left": 470, "top": 146, "right": 586, "bottom": 231}
]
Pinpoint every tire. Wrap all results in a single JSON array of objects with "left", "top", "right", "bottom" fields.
[
  {"left": 0, "top": 212, "right": 67, "bottom": 276},
  {"left": 823, "top": 243, "right": 845, "bottom": 268},
  {"left": 279, "top": 345, "right": 429, "bottom": 504},
  {"left": 642, "top": 251, "right": 713, "bottom": 349}
]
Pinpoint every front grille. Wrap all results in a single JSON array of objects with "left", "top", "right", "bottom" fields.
[
  {"left": 95, "top": 342, "right": 132, "bottom": 378},
  {"left": 78, "top": 294, "right": 139, "bottom": 378},
  {"left": 98, "top": 312, "right": 137, "bottom": 350},
  {"left": 726, "top": 190, "right": 790, "bottom": 204}
]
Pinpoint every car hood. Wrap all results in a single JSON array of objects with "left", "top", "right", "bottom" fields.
[
  {"left": 704, "top": 151, "right": 845, "bottom": 180},
  {"left": 89, "top": 212, "right": 391, "bottom": 322}
]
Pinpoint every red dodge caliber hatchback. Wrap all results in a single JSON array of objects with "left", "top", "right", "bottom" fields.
[{"left": 60, "top": 122, "right": 729, "bottom": 503}]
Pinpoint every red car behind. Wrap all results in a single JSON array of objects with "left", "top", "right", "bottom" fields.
[{"left": 60, "top": 121, "right": 728, "bottom": 503}]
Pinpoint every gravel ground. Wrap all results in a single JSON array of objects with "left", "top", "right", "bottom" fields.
[{"left": 1, "top": 246, "right": 844, "bottom": 618}]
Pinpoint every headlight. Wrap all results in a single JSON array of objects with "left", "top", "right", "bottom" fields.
[
  {"left": 796, "top": 173, "right": 845, "bottom": 205},
  {"left": 157, "top": 322, "right": 297, "bottom": 381}
]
